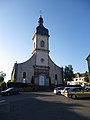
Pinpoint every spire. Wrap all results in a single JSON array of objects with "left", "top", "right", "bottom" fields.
[
  {"left": 34, "top": 15, "right": 49, "bottom": 37},
  {"left": 38, "top": 16, "right": 43, "bottom": 26}
]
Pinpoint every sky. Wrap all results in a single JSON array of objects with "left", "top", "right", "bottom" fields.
[{"left": 0, "top": 0, "right": 90, "bottom": 82}]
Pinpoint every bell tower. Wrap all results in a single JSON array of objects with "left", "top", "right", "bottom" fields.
[
  {"left": 32, "top": 16, "right": 50, "bottom": 67},
  {"left": 32, "top": 16, "right": 50, "bottom": 86}
]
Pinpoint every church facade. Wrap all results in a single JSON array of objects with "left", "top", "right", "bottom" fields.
[{"left": 11, "top": 16, "right": 63, "bottom": 86}]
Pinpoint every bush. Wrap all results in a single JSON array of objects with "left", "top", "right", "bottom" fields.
[
  {"left": 7, "top": 82, "right": 28, "bottom": 88},
  {"left": 0, "top": 82, "right": 7, "bottom": 91}
]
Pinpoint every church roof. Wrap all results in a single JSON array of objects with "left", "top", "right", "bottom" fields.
[
  {"left": 35, "top": 16, "right": 49, "bottom": 37},
  {"left": 86, "top": 54, "right": 90, "bottom": 61}
]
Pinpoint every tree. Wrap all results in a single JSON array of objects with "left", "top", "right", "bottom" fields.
[
  {"left": 31, "top": 76, "right": 34, "bottom": 84},
  {"left": 0, "top": 71, "right": 6, "bottom": 82},
  {"left": 0, "top": 71, "right": 7, "bottom": 90},
  {"left": 64, "top": 65, "right": 74, "bottom": 82},
  {"left": 0, "top": 76, "right": 4, "bottom": 82},
  {"left": 84, "top": 71, "right": 89, "bottom": 83}
]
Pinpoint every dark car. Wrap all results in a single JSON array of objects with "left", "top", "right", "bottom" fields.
[{"left": 0, "top": 87, "right": 20, "bottom": 96}]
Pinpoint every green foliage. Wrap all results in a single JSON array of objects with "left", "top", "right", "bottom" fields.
[
  {"left": 0, "top": 71, "right": 6, "bottom": 82},
  {"left": 0, "top": 81, "right": 4, "bottom": 87},
  {"left": 9, "top": 79, "right": 15, "bottom": 82},
  {"left": 31, "top": 76, "right": 34, "bottom": 84},
  {"left": 0, "top": 71, "right": 6, "bottom": 87},
  {"left": 7, "top": 82, "right": 28, "bottom": 88},
  {"left": 0, "top": 82, "right": 7, "bottom": 90},
  {"left": 0, "top": 76, "right": 4, "bottom": 82},
  {"left": 0, "top": 75, "right": 4, "bottom": 87},
  {"left": 64, "top": 65, "right": 74, "bottom": 81},
  {"left": 84, "top": 71, "right": 89, "bottom": 83}
]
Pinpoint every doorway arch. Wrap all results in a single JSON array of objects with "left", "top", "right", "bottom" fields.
[{"left": 39, "top": 75, "right": 45, "bottom": 86}]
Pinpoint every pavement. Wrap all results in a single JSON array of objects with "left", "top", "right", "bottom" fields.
[{"left": 0, "top": 99, "right": 10, "bottom": 113}]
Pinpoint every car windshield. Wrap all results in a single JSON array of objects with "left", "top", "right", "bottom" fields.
[
  {"left": 86, "top": 84, "right": 90, "bottom": 86},
  {"left": 81, "top": 88, "right": 89, "bottom": 92},
  {"left": 54, "top": 87, "right": 63, "bottom": 90},
  {"left": 67, "top": 88, "right": 74, "bottom": 92},
  {"left": 5, "top": 88, "right": 13, "bottom": 91},
  {"left": 65, "top": 88, "right": 70, "bottom": 90},
  {"left": 58, "top": 87, "right": 63, "bottom": 90},
  {"left": 65, "top": 87, "right": 80, "bottom": 92}
]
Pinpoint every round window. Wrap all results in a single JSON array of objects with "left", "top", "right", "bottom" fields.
[{"left": 41, "top": 58, "right": 45, "bottom": 63}]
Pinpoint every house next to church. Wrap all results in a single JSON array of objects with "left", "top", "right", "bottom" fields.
[
  {"left": 86, "top": 54, "right": 90, "bottom": 81},
  {"left": 11, "top": 16, "right": 63, "bottom": 86}
]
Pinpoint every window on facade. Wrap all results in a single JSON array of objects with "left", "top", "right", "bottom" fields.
[
  {"left": 41, "top": 58, "right": 44, "bottom": 63},
  {"left": 40, "top": 40, "right": 45, "bottom": 47},
  {"left": 55, "top": 74, "right": 57, "bottom": 80},
  {"left": 23, "top": 72, "right": 26, "bottom": 78}
]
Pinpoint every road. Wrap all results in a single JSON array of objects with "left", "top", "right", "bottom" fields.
[{"left": 0, "top": 92, "right": 90, "bottom": 120}]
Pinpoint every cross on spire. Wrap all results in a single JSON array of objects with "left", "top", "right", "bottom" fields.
[
  {"left": 38, "top": 10, "right": 43, "bottom": 26},
  {"left": 40, "top": 10, "right": 42, "bottom": 17}
]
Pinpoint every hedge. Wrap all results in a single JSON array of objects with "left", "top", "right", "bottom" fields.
[{"left": 7, "top": 82, "right": 28, "bottom": 88}]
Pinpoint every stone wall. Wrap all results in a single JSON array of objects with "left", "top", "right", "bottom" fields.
[
  {"left": 16, "top": 55, "right": 35, "bottom": 83},
  {"left": 49, "top": 57, "right": 63, "bottom": 85}
]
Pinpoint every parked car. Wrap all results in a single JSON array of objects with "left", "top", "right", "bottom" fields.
[
  {"left": 60, "top": 87, "right": 71, "bottom": 95},
  {"left": 0, "top": 87, "right": 20, "bottom": 96},
  {"left": 64, "top": 87, "right": 90, "bottom": 99},
  {"left": 84, "top": 84, "right": 90, "bottom": 90},
  {"left": 53, "top": 87, "right": 64, "bottom": 95}
]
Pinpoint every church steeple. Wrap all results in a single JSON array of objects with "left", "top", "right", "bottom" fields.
[
  {"left": 32, "top": 16, "right": 49, "bottom": 56},
  {"left": 33, "top": 16, "right": 49, "bottom": 37},
  {"left": 38, "top": 16, "right": 43, "bottom": 26}
]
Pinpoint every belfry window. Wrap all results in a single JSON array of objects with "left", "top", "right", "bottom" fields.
[{"left": 40, "top": 40, "right": 45, "bottom": 47}]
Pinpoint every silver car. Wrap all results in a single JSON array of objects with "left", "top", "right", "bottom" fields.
[{"left": 64, "top": 87, "right": 90, "bottom": 99}]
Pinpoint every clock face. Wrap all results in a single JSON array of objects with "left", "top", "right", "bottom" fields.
[{"left": 40, "top": 58, "right": 45, "bottom": 63}]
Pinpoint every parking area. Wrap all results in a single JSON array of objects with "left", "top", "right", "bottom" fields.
[{"left": 0, "top": 92, "right": 90, "bottom": 120}]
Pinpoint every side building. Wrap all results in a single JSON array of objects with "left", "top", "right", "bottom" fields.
[
  {"left": 11, "top": 16, "right": 63, "bottom": 86},
  {"left": 86, "top": 54, "right": 90, "bottom": 81}
]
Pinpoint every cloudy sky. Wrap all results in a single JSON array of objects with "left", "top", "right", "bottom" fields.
[{"left": 0, "top": 0, "right": 90, "bottom": 81}]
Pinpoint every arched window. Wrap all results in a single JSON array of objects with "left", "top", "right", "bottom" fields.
[
  {"left": 40, "top": 40, "right": 45, "bottom": 47},
  {"left": 23, "top": 72, "right": 26, "bottom": 78}
]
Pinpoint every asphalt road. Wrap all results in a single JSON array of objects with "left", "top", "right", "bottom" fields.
[{"left": 0, "top": 92, "right": 90, "bottom": 120}]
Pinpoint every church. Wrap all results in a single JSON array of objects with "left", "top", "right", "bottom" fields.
[{"left": 11, "top": 16, "right": 63, "bottom": 86}]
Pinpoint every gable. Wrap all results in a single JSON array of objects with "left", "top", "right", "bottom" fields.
[{"left": 86, "top": 54, "right": 90, "bottom": 61}]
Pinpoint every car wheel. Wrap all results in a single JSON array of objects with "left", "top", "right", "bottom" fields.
[
  {"left": 68, "top": 94, "right": 71, "bottom": 98},
  {"left": 71, "top": 94, "right": 77, "bottom": 99},
  {"left": 7, "top": 92, "right": 10, "bottom": 96},
  {"left": 58, "top": 92, "right": 61, "bottom": 95}
]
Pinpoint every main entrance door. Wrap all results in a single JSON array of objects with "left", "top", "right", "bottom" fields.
[{"left": 39, "top": 75, "right": 45, "bottom": 86}]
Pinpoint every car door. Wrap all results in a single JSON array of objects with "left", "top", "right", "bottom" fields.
[
  {"left": 82, "top": 89, "right": 90, "bottom": 98},
  {"left": 78, "top": 88, "right": 90, "bottom": 98},
  {"left": 74, "top": 88, "right": 82, "bottom": 98}
]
